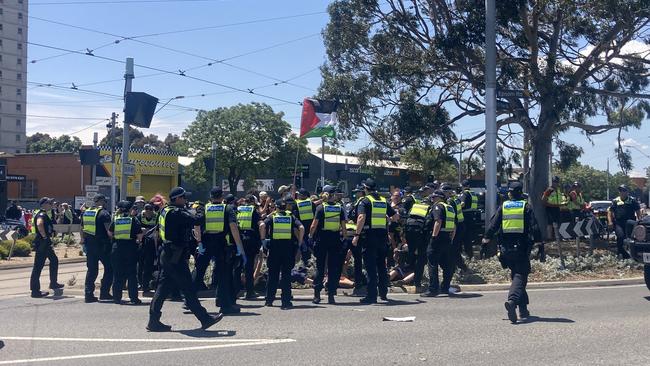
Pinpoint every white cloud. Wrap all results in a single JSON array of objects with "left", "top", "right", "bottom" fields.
[
  {"left": 561, "top": 40, "right": 650, "bottom": 69},
  {"left": 620, "top": 138, "right": 649, "bottom": 150}
]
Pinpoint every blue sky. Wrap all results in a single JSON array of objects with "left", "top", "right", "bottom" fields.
[{"left": 26, "top": 0, "right": 650, "bottom": 176}]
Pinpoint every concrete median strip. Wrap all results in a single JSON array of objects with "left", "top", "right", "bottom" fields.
[{"left": 0, "top": 336, "right": 296, "bottom": 365}]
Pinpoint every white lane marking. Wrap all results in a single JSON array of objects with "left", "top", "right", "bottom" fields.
[
  {"left": 0, "top": 339, "right": 296, "bottom": 365},
  {"left": 0, "top": 336, "right": 290, "bottom": 343}
]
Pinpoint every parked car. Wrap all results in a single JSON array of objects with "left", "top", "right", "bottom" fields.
[{"left": 625, "top": 217, "right": 650, "bottom": 291}]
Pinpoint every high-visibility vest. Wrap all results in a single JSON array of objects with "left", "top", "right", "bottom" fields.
[
  {"left": 464, "top": 190, "right": 478, "bottom": 210},
  {"left": 366, "top": 195, "right": 387, "bottom": 229},
  {"left": 205, "top": 203, "right": 226, "bottom": 234},
  {"left": 452, "top": 197, "right": 464, "bottom": 222},
  {"left": 63, "top": 209, "right": 73, "bottom": 223},
  {"left": 237, "top": 205, "right": 254, "bottom": 231},
  {"left": 345, "top": 222, "right": 357, "bottom": 236},
  {"left": 30, "top": 209, "right": 41, "bottom": 234},
  {"left": 440, "top": 203, "right": 456, "bottom": 232},
  {"left": 323, "top": 203, "right": 342, "bottom": 231},
  {"left": 546, "top": 190, "right": 564, "bottom": 205},
  {"left": 271, "top": 213, "right": 292, "bottom": 240},
  {"left": 140, "top": 212, "right": 157, "bottom": 227},
  {"left": 82, "top": 208, "right": 100, "bottom": 235},
  {"left": 409, "top": 203, "right": 429, "bottom": 218},
  {"left": 296, "top": 199, "right": 314, "bottom": 221},
  {"left": 407, "top": 194, "right": 421, "bottom": 204},
  {"left": 502, "top": 200, "right": 526, "bottom": 234},
  {"left": 114, "top": 215, "right": 133, "bottom": 240},
  {"left": 567, "top": 191, "right": 585, "bottom": 211},
  {"left": 158, "top": 206, "right": 172, "bottom": 242}
]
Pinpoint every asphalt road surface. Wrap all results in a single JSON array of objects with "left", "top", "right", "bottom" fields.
[{"left": 0, "top": 283, "right": 649, "bottom": 365}]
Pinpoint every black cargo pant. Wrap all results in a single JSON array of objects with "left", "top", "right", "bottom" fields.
[
  {"left": 361, "top": 230, "right": 389, "bottom": 301},
  {"left": 194, "top": 235, "right": 236, "bottom": 309},
  {"left": 405, "top": 227, "right": 427, "bottom": 287},
  {"left": 614, "top": 220, "right": 635, "bottom": 258},
  {"left": 30, "top": 238, "right": 59, "bottom": 293},
  {"left": 313, "top": 233, "right": 343, "bottom": 294},
  {"left": 112, "top": 241, "right": 139, "bottom": 302},
  {"left": 85, "top": 237, "right": 113, "bottom": 297},
  {"left": 241, "top": 233, "right": 261, "bottom": 295},
  {"left": 461, "top": 215, "right": 476, "bottom": 259},
  {"left": 426, "top": 233, "right": 455, "bottom": 294},
  {"left": 265, "top": 240, "right": 297, "bottom": 305},
  {"left": 150, "top": 246, "right": 210, "bottom": 322},
  {"left": 137, "top": 236, "right": 156, "bottom": 291},
  {"left": 503, "top": 256, "right": 531, "bottom": 306},
  {"left": 348, "top": 239, "right": 364, "bottom": 287}
]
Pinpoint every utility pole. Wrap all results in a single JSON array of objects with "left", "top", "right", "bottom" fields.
[
  {"left": 458, "top": 134, "right": 463, "bottom": 184},
  {"left": 606, "top": 157, "right": 610, "bottom": 200},
  {"left": 121, "top": 58, "right": 134, "bottom": 201},
  {"left": 92, "top": 132, "right": 98, "bottom": 186},
  {"left": 211, "top": 141, "right": 217, "bottom": 188},
  {"left": 484, "top": 0, "right": 497, "bottom": 229},
  {"left": 110, "top": 112, "right": 118, "bottom": 212}
]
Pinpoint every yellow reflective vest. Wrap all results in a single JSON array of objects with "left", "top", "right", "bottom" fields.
[
  {"left": 82, "top": 208, "right": 100, "bottom": 235},
  {"left": 439, "top": 203, "right": 456, "bottom": 232},
  {"left": 237, "top": 205, "right": 254, "bottom": 231},
  {"left": 323, "top": 203, "right": 342, "bottom": 231},
  {"left": 271, "top": 212, "right": 292, "bottom": 240},
  {"left": 366, "top": 195, "right": 388, "bottom": 229},
  {"left": 502, "top": 200, "right": 526, "bottom": 234},
  {"left": 205, "top": 203, "right": 226, "bottom": 234},
  {"left": 114, "top": 215, "right": 133, "bottom": 240}
]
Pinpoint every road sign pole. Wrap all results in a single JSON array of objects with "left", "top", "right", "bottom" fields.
[
  {"left": 484, "top": 0, "right": 497, "bottom": 229},
  {"left": 121, "top": 58, "right": 134, "bottom": 201}
]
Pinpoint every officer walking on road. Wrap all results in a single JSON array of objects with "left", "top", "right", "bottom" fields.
[
  {"left": 148, "top": 187, "right": 222, "bottom": 332},
  {"left": 309, "top": 185, "right": 347, "bottom": 304},
  {"left": 260, "top": 199, "right": 304, "bottom": 309},
  {"left": 608, "top": 185, "right": 642, "bottom": 259},
  {"left": 109, "top": 200, "right": 143, "bottom": 305},
  {"left": 137, "top": 203, "right": 158, "bottom": 294},
  {"left": 30, "top": 197, "right": 64, "bottom": 298},
  {"left": 482, "top": 182, "right": 540, "bottom": 324},
  {"left": 421, "top": 190, "right": 456, "bottom": 297},
  {"left": 352, "top": 178, "right": 398, "bottom": 304},
  {"left": 81, "top": 194, "right": 113, "bottom": 303}
]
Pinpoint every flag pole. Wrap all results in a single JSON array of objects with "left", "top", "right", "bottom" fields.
[
  {"left": 292, "top": 146, "right": 300, "bottom": 188},
  {"left": 321, "top": 136, "right": 326, "bottom": 188}
]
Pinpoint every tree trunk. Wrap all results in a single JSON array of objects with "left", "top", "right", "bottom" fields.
[{"left": 530, "top": 132, "right": 552, "bottom": 240}]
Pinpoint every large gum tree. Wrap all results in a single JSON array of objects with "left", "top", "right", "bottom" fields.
[{"left": 319, "top": 0, "right": 650, "bottom": 230}]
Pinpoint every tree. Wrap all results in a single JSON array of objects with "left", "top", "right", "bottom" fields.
[
  {"left": 181, "top": 103, "right": 303, "bottom": 192},
  {"left": 321, "top": 0, "right": 650, "bottom": 230},
  {"left": 317, "top": 145, "right": 344, "bottom": 155},
  {"left": 556, "top": 163, "right": 633, "bottom": 201},
  {"left": 100, "top": 128, "right": 183, "bottom": 151},
  {"left": 26, "top": 133, "right": 82, "bottom": 153}
]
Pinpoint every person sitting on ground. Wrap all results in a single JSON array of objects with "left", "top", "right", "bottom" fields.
[{"left": 389, "top": 244, "right": 414, "bottom": 284}]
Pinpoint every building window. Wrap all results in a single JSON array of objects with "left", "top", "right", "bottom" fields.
[
  {"left": 15, "top": 134, "right": 20, "bottom": 142},
  {"left": 16, "top": 58, "right": 21, "bottom": 65},
  {"left": 20, "top": 180, "right": 37, "bottom": 199},
  {"left": 16, "top": 103, "right": 21, "bottom": 111},
  {"left": 18, "top": 28, "right": 22, "bottom": 35},
  {"left": 0, "top": 9, "right": 3, "bottom": 15},
  {"left": 16, "top": 119, "right": 20, "bottom": 126},
  {"left": 18, "top": 0, "right": 23, "bottom": 3},
  {"left": 17, "top": 43, "right": 22, "bottom": 50},
  {"left": 18, "top": 13, "right": 22, "bottom": 20},
  {"left": 17, "top": 73, "right": 21, "bottom": 80},
  {"left": 15, "top": 149, "right": 20, "bottom": 153},
  {"left": 16, "top": 88, "right": 21, "bottom": 96},
  {"left": 0, "top": 24, "right": 4, "bottom": 31}
]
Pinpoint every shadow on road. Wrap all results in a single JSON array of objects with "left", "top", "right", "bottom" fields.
[
  {"left": 0, "top": 340, "right": 4, "bottom": 350},
  {"left": 215, "top": 312, "right": 261, "bottom": 317},
  {"left": 176, "top": 329, "right": 237, "bottom": 338},
  {"left": 381, "top": 299, "right": 426, "bottom": 306},
  {"left": 448, "top": 293, "right": 483, "bottom": 299},
  {"left": 290, "top": 304, "right": 325, "bottom": 310},
  {"left": 644, "top": 296, "right": 650, "bottom": 302},
  {"left": 518, "top": 316, "right": 575, "bottom": 324}
]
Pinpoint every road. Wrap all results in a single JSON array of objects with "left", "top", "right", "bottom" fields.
[
  {"left": 0, "top": 281, "right": 648, "bottom": 365},
  {"left": 0, "top": 261, "right": 90, "bottom": 297}
]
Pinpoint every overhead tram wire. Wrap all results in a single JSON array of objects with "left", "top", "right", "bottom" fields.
[
  {"left": 32, "top": 0, "right": 252, "bottom": 5},
  {"left": 27, "top": 42, "right": 304, "bottom": 106}
]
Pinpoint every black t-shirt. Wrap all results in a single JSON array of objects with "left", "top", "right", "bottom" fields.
[
  {"left": 164, "top": 206, "right": 197, "bottom": 244},
  {"left": 609, "top": 196, "right": 640, "bottom": 223},
  {"left": 425, "top": 203, "right": 446, "bottom": 233},
  {"left": 263, "top": 211, "right": 303, "bottom": 242},
  {"left": 93, "top": 209, "right": 112, "bottom": 240},
  {"left": 34, "top": 210, "right": 54, "bottom": 240},
  {"left": 357, "top": 193, "right": 396, "bottom": 232},
  {"left": 109, "top": 215, "right": 142, "bottom": 243},
  {"left": 313, "top": 202, "right": 346, "bottom": 236}
]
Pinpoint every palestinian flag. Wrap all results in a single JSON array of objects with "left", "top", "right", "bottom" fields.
[{"left": 300, "top": 98, "right": 339, "bottom": 138}]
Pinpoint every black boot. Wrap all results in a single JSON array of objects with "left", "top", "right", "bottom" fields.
[
  {"left": 201, "top": 313, "right": 224, "bottom": 330},
  {"left": 538, "top": 243, "right": 546, "bottom": 262},
  {"left": 146, "top": 313, "right": 172, "bottom": 332},
  {"left": 504, "top": 300, "right": 517, "bottom": 324},
  {"left": 519, "top": 304, "right": 530, "bottom": 318},
  {"left": 312, "top": 289, "right": 321, "bottom": 304},
  {"left": 327, "top": 294, "right": 336, "bottom": 304}
]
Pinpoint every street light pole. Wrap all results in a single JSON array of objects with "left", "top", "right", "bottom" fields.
[
  {"left": 211, "top": 141, "right": 217, "bottom": 188},
  {"left": 120, "top": 58, "right": 134, "bottom": 201},
  {"left": 484, "top": 0, "right": 497, "bottom": 228}
]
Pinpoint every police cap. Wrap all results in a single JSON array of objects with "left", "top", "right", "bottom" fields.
[
  {"left": 508, "top": 182, "right": 523, "bottom": 193},
  {"left": 618, "top": 184, "right": 629, "bottom": 192},
  {"left": 461, "top": 179, "right": 470, "bottom": 187},
  {"left": 298, "top": 188, "right": 310, "bottom": 197},
  {"left": 210, "top": 186, "right": 223, "bottom": 198},
  {"left": 225, "top": 194, "right": 236, "bottom": 204},
  {"left": 170, "top": 187, "right": 190, "bottom": 200},
  {"left": 323, "top": 185, "right": 336, "bottom": 194},
  {"left": 38, "top": 197, "right": 53, "bottom": 206},
  {"left": 117, "top": 200, "right": 133, "bottom": 211},
  {"left": 403, "top": 186, "right": 413, "bottom": 193},
  {"left": 362, "top": 178, "right": 377, "bottom": 191},
  {"left": 430, "top": 190, "right": 446, "bottom": 199}
]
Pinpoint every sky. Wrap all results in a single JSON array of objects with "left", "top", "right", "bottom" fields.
[{"left": 25, "top": 0, "right": 650, "bottom": 176}]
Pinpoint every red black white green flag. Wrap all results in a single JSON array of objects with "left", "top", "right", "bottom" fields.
[{"left": 299, "top": 98, "right": 339, "bottom": 138}]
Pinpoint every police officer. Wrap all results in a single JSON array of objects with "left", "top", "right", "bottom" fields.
[
  {"left": 482, "top": 182, "right": 540, "bottom": 323},
  {"left": 309, "top": 186, "right": 346, "bottom": 304},
  {"left": 403, "top": 187, "right": 430, "bottom": 293},
  {"left": 442, "top": 184, "right": 466, "bottom": 271},
  {"left": 540, "top": 176, "right": 565, "bottom": 262},
  {"left": 608, "top": 185, "right": 641, "bottom": 259},
  {"left": 295, "top": 188, "right": 315, "bottom": 266},
  {"left": 137, "top": 203, "right": 158, "bottom": 293},
  {"left": 148, "top": 187, "right": 222, "bottom": 332},
  {"left": 193, "top": 187, "right": 246, "bottom": 314},
  {"left": 109, "top": 200, "right": 143, "bottom": 305},
  {"left": 237, "top": 194, "right": 263, "bottom": 300},
  {"left": 421, "top": 190, "right": 456, "bottom": 297},
  {"left": 81, "top": 194, "right": 113, "bottom": 303},
  {"left": 260, "top": 199, "right": 304, "bottom": 309},
  {"left": 30, "top": 197, "right": 63, "bottom": 298},
  {"left": 352, "top": 178, "right": 398, "bottom": 304},
  {"left": 347, "top": 185, "right": 366, "bottom": 293},
  {"left": 459, "top": 180, "right": 479, "bottom": 260},
  {"left": 567, "top": 182, "right": 586, "bottom": 221}
]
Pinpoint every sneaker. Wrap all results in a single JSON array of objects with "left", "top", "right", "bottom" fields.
[
  {"left": 49, "top": 283, "right": 64, "bottom": 290},
  {"left": 448, "top": 287, "right": 460, "bottom": 295},
  {"left": 359, "top": 297, "right": 377, "bottom": 304},
  {"left": 200, "top": 313, "right": 224, "bottom": 330},
  {"left": 420, "top": 291, "right": 439, "bottom": 298},
  {"left": 84, "top": 296, "right": 99, "bottom": 303},
  {"left": 130, "top": 298, "right": 143, "bottom": 305},
  {"left": 31, "top": 291, "right": 49, "bottom": 298},
  {"left": 504, "top": 301, "right": 518, "bottom": 324},
  {"left": 327, "top": 295, "right": 336, "bottom": 305},
  {"left": 281, "top": 302, "right": 293, "bottom": 310},
  {"left": 146, "top": 320, "right": 172, "bottom": 332}
]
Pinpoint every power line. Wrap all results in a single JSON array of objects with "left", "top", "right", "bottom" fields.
[
  {"left": 67, "top": 119, "right": 111, "bottom": 136},
  {"left": 26, "top": 114, "right": 109, "bottom": 120},
  {"left": 32, "top": 0, "right": 228, "bottom": 5}
]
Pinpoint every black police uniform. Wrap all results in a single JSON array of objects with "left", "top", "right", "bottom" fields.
[
  {"left": 609, "top": 195, "right": 640, "bottom": 258},
  {"left": 293, "top": 198, "right": 315, "bottom": 266},
  {"left": 485, "top": 197, "right": 540, "bottom": 321},
  {"left": 30, "top": 210, "right": 59, "bottom": 295},
  {"left": 312, "top": 201, "right": 346, "bottom": 300},
  {"left": 263, "top": 210, "right": 302, "bottom": 307},
  {"left": 83, "top": 207, "right": 113, "bottom": 300},
  {"left": 403, "top": 199, "right": 429, "bottom": 289},
  {"left": 424, "top": 201, "right": 456, "bottom": 295},
  {"left": 194, "top": 201, "right": 239, "bottom": 311},
  {"left": 110, "top": 213, "right": 142, "bottom": 303},
  {"left": 347, "top": 194, "right": 365, "bottom": 289},
  {"left": 137, "top": 211, "right": 158, "bottom": 292},
  {"left": 357, "top": 193, "right": 396, "bottom": 302},
  {"left": 460, "top": 189, "right": 478, "bottom": 259},
  {"left": 149, "top": 204, "right": 213, "bottom": 326},
  {"left": 238, "top": 206, "right": 262, "bottom": 298}
]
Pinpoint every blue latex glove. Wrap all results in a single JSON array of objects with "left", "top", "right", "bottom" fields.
[
  {"left": 197, "top": 242, "right": 206, "bottom": 255},
  {"left": 236, "top": 246, "right": 247, "bottom": 267}
]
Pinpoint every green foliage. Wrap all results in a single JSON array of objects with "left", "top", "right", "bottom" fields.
[
  {"left": 555, "top": 164, "right": 633, "bottom": 201},
  {"left": 556, "top": 141, "right": 584, "bottom": 171},
  {"left": 0, "top": 240, "right": 32, "bottom": 257},
  {"left": 401, "top": 147, "right": 458, "bottom": 182},
  {"left": 181, "top": 103, "right": 306, "bottom": 192},
  {"left": 26, "top": 133, "right": 82, "bottom": 153},
  {"left": 100, "top": 127, "right": 182, "bottom": 152}
]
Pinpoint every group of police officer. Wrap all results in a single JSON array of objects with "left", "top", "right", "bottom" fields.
[{"left": 27, "top": 176, "right": 554, "bottom": 328}]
